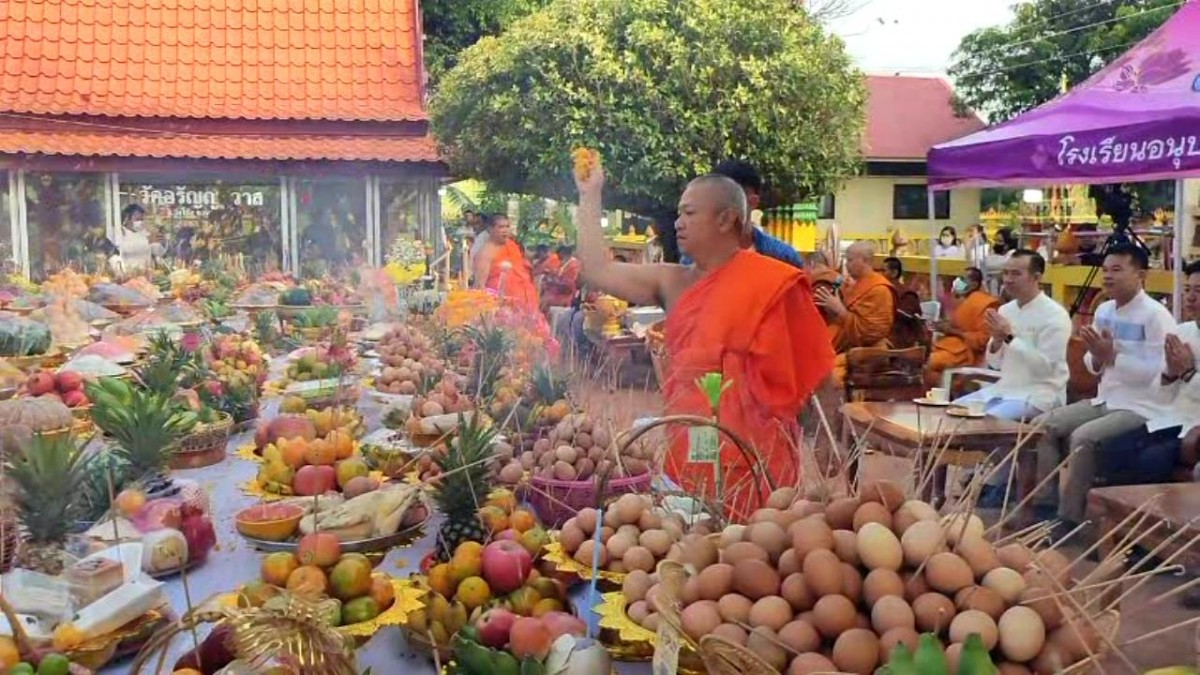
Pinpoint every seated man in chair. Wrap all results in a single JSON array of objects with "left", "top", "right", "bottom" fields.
[
  {"left": 924, "top": 267, "right": 1000, "bottom": 387},
  {"left": 816, "top": 242, "right": 896, "bottom": 383},
  {"left": 1031, "top": 244, "right": 1177, "bottom": 530}
]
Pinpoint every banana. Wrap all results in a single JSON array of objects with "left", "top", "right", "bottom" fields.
[{"left": 407, "top": 608, "right": 428, "bottom": 632}]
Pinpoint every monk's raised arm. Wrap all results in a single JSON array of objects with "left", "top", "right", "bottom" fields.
[
  {"left": 574, "top": 158, "right": 668, "bottom": 308},
  {"left": 472, "top": 244, "right": 494, "bottom": 290}
]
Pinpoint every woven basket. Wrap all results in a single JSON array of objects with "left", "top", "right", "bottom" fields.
[
  {"left": 528, "top": 470, "right": 653, "bottom": 528},
  {"left": 171, "top": 412, "right": 233, "bottom": 470}
]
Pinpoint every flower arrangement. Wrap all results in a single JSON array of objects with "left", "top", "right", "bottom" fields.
[
  {"left": 195, "top": 334, "right": 268, "bottom": 423},
  {"left": 384, "top": 235, "right": 428, "bottom": 285},
  {"left": 435, "top": 290, "right": 499, "bottom": 328}
]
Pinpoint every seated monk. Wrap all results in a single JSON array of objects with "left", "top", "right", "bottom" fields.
[
  {"left": 472, "top": 214, "right": 540, "bottom": 312},
  {"left": 815, "top": 242, "right": 896, "bottom": 383},
  {"left": 541, "top": 244, "right": 581, "bottom": 311},
  {"left": 575, "top": 157, "right": 832, "bottom": 521},
  {"left": 924, "top": 267, "right": 1000, "bottom": 386}
]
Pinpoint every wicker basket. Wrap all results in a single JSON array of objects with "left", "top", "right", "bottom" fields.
[
  {"left": 528, "top": 470, "right": 653, "bottom": 528},
  {"left": 171, "top": 412, "right": 233, "bottom": 470}
]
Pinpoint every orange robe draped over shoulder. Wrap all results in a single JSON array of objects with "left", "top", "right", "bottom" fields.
[
  {"left": 664, "top": 250, "right": 834, "bottom": 521},
  {"left": 926, "top": 290, "right": 1000, "bottom": 384},
  {"left": 485, "top": 239, "right": 540, "bottom": 312},
  {"left": 828, "top": 270, "right": 896, "bottom": 353}
]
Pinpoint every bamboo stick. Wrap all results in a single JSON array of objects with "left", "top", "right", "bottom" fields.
[{"left": 985, "top": 447, "right": 1075, "bottom": 536}]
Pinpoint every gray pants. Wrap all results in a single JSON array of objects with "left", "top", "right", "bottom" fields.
[{"left": 1033, "top": 401, "right": 1147, "bottom": 523}]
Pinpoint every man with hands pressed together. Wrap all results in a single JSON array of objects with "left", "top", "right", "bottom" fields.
[
  {"left": 818, "top": 241, "right": 896, "bottom": 382},
  {"left": 572, "top": 153, "right": 832, "bottom": 520},
  {"left": 1031, "top": 244, "right": 1176, "bottom": 526}
]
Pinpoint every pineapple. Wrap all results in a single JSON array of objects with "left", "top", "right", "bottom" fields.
[
  {"left": 137, "top": 330, "right": 196, "bottom": 396},
  {"left": 86, "top": 378, "right": 199, "bottom": 480},
  {"left": 6, "top": 433, "right": 94, "bottom": 574},
  {"left": 433, "top": 414, "right": 499, "bottom": 560}
]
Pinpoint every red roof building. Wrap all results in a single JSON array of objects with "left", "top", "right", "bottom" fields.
[
  {"left": 0, "top": 0, "right": 444, "bottom": 278},
  {"left": 819, "top": 75, "right": 986, "bottom": 242}
]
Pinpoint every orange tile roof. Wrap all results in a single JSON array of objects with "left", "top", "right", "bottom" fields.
[
  {"left": 0, "top": 128, "right": 439, "bottom": 163},
  {"left": 0, "top": 0, "right": 427, "bottom": 122},
  {"left": 864, "top": 76, "right": 985, "bottom": 161}
]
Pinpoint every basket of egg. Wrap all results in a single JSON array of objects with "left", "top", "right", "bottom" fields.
[{"left": 617, "top": 479, "right": 1122, "bottom": 675}]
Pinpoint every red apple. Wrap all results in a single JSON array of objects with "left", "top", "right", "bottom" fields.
[
  {"left": 540, "top": 611, "right": 586, "bottom": 641},
  {"left": 481, "top": 540, "right": 533, "bottom": 594},
  {"left": 476, "top": 608, "right": 518, "bottom": 649},
  {"left": 494, "top": 529, "right": 519, "bottom": 542},
  {"left": 293, "top": 465, "right": 336, "bottom": 496},
  {"left": 62, "top": 389, "right": 89, "bottom": 408},
  {"left": 55, "top": 370, "right": 84, "bottom": 392}
]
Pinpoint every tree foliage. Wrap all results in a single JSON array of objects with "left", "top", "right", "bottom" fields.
[
  {"left": 949, "top": 0, "right": 1178, "bottom": 122},
  {"left": 420, "top": 0, "right": 548, "bottom": 85},
  {"left": 429, "top": 0, "right": 865, "bottom": 221}
]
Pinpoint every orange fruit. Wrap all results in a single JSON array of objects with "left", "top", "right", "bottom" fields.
[
  {"left": 477, "top": 506, "right": 508, "bottom": 534},
  {"left": 286, "top": 565, "right": 329, "bottom": 598},
  {"left": 369, "top": 574, "right": 396, "bottom": 610},
  {"left": 454, "top": 541, "right": 484, "bottom": 560},
  {"left": 486, "top": 489, "right": 518, "bottom": 514},
  {"left": 304, "top": 438, "right": 338, "bottom": 466},
  {"left": 532, "top": 598, "right": 564, "bottom": 617},
  {"left": 448, "top": 553, "right": 481, "bottom": 586},
  {"left": 328, "top": 430, "right": 355, "bottom": 460},
  {"left": 509, "top": 508, "right": 537, "bottom": 533},
  {"left": 329, "top": 557, "right": 373, "bottom": 601},
  {"left": 261, "top": 552, "right": 300, "bottom": 586},
  {"left": 279, "top": 438, "right": 308, "bottom": 469},
  {"left": 0, "top": 635, "right": 21, "bottom": 666},
  {"left": 114, "top": 489, "right": 146, "bottom": 517},
  {"left": 456, "top": 576, "right": 491, "bottom": 610},
  {"left": 428, "top": 563, "right": 456, "bottom": 599}
]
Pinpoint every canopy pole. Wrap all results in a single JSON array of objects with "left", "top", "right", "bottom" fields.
[
  {"left": 929, "top": 189, "right": 939, "bottom": 297},
  {"left": 1173, "top": 179, "right": 1185, "bottom": 320}
]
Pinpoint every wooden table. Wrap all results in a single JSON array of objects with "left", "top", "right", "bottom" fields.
[
  {"left": 841, "top": 401, "right": 1041, "bottom": 503},
  {"left": 1086, "top": 483, "right": 1200, "bottom": 570},
  {"left": 585, "top": 331, "right": 651, "bottom": 388}
]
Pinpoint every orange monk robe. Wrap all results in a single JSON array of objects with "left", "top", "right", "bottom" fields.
[
  {"left": 664, "top": 250, "right": 834, "bottom": 522},
  {"left": 485, "top": 238, "right": 541, "bottom": 313},
  {"left": 533, "top": 252, "right": 561, "bottom": 279},
  {"left": 830, "top": 270, "right": 896, "bottom": 383},
  {"left": 925, "top": 289, "right": 1001, "bottom": 386},
  {"left": 541, "top": 257, "right": 581, "bottom": 309}
]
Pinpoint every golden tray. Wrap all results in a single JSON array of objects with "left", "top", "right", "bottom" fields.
[
  {"left": 542, "top": 540, "right": 626, "bottom": 588},
  {"left": 592, "top": 592, "right": 705, "bottom": 672},
  {"left": 239, "top": 469, "right": 387, "bottom": 501},
  {"left": 68, "top": 608, "right": 171, "bottom": 670},
  {"left": 217, "top": 576, "right": 424, "bottom": 641}
]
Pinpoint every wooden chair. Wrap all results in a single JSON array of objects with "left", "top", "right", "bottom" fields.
[
  {"left": 1066, "top": 335, "right": 1100, "bottom": 403},
  {"left": 891, "top": 290, "right": 929, "bottom": 350},
  {"left": 843, "top": 345, "right": 928, "bottom": 403}
]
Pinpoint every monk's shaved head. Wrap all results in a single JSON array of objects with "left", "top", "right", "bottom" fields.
[
  {"left": 844, "top": 241, "right": 877, "bottom": 280},
  {"left": 687, "top": 174, "right": 749, "bottom": 235}
]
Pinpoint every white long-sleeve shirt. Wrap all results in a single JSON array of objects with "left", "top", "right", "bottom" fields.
[
  {"left": 978, "top": 292, "right": 1071, "bottom": 413},
  {"left": 1148, "top": 321, "right": 1200, "bottom": 435},
  {"left": 1085, "top": 291, "right": 1177, "bottom": 420}
]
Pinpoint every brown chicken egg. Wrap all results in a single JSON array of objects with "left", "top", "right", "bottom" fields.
[
  {"left": 733, "top": 559, "right": 782, "bottom": 599},
  {"left": 826, "top": 497, "right": 861, "bottom": 530},
  {"left": 859, "top": 479, "right": 906, "bottom": 511},
  {"left": 833, "top": 628, "right": 881, "bottom": 675},
  {"left": 871, "top": 594, "right": 916, "bottom": 634},
  {"left": 926, "top": 552, "right": 974, "bottom": 594},
  {"left": 913, "top": 592, "right": 956, "bottom": 633},
  {"left": 853, "top": 501, "right": 894, "bottom": 531},
  {"left": 863, "top": 569, "right": 905, "bottom": 606},
  {"left": 812, "top": 594, "right": 858, "bottom": 638},
  {"left": 790, "top": 518, "right": 835, "bottom": 563},
  {"left": 803, "top": 549, "right": 844, "bottom": 596}
]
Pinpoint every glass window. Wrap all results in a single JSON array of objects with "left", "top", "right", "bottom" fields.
[
  {"left": 25, "top": 172, "right": 108, "bottom": 280},
  {"left": 893, "top": 184, "right": 950, "bottom": 220},
  {"left": 118, "top": 179, "right": 283, "bottom": 275},
  {"left": 295, "top": 178, "right": 368, "bottom": 278},
  {"left": 0, "top": 173, "right": 12, "bottom": 275},
  {"left": 818, "top": 194, "right": 836, "bottom": 220},
  {"left": 380, "top": 179, "right": 424, "bottom": 255}
]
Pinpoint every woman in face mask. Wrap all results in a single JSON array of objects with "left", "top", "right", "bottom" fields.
[
  {"left": 111, "top": 204, "right": 155, "bottom": 274},
  {"left": 934, "top": 226, "right": 962, "bottom": 258}
]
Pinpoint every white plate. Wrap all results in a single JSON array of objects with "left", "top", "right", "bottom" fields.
[{"left": 913, "top": 398, "right": 952, "bottom": 407}]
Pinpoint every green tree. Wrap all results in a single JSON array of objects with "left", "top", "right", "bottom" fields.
[
  {"left": 421, "top": 0, "right": 548, "bottom": 85},
  {"left": 949, "top": 0, "right": 1178, "bottom": 122},
  {"left": 430, "top": 0, "right": 865, "bottom": 237}
]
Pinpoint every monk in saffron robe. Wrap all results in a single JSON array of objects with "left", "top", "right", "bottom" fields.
[
  {"left": 473, "top": 214, "right": 540, "bottom": 312},
  {"left": 816, "top": 242, "right": 896, "bottom": 383},
  {"left": 541, "top": 244, "right": 581, "bottom": 311},
  {"left": 574, "top": 158, "right": 832, "bottom": 521},
  {"left": 924, "top": 267, "right": 1000, "bottom": 386}
]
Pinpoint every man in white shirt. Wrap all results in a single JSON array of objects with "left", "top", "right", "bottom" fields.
[
  {"left": 953, "top": 250, "right": 1070, "bottom": 504},
  {"left": 1032, "top": 244, "right": 1177, "bottom": 525},
  {"left": 956, "top": 250, "right": 1071, "bottom": 421}
]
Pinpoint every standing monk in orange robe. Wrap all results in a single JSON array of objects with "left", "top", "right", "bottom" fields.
[
  {"left": 473, "top": 214, "right": 540, "bottom": 312},
  {"left": 574, "top": 156, "right": 832, "bottom": 521},
  {"left": 924, "top": 266, "right": 1000, "bottom": 386},
  {"left": 815, "top": 242, "right": 897, "bottom": 383}
]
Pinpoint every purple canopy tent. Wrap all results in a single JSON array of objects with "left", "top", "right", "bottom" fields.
[{"left": 926, "top": 0, "right": 1200, "bottom": 315}]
